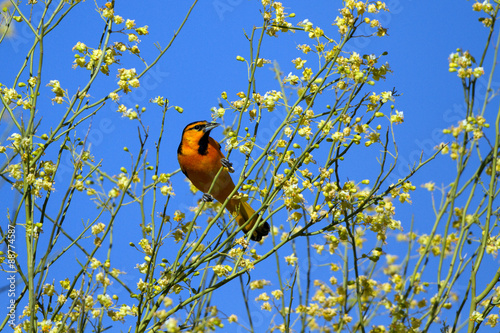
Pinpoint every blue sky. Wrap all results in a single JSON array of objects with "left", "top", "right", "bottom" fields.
[{"left": 1, "top": 0, "right": 499, "bottom": 331}]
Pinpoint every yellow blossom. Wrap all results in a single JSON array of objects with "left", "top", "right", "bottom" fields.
[
  {"left": 285, "top": 253, "right": 298, "bottom": 266},
  {"left": 250, "top": 280, "right": 270, "bottom": 290}
]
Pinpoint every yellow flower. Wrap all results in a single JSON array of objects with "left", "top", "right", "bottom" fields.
[
  {"left": 43, "top": 284, "right": 55, "bottom": 296},
  {"left": 473, "top": 67, "right": 484, "bottom": 78},
  {"left": 160, "top": 185, "right": 174, "bottom": 196},
  {"left": 292, "top": 57, "right": 307, "bottom": 69},
  {"left": 213, "top": 264, "right": 232, "bottom": 277},
  {"left": 57, "top": 294, "right": 67, "bottom": 305},
  {"left": 390, "top": 111, "right": 404, "bottom": 124},
  {"left": 128, "top": 33, "right": 139, "bottom": 42},
  {"left": 28, "top": 76, "right": 37, "bottom": 87},
  {"left": 255, "top": 292, "right": 270, "bottom": 301},
  {"left": 73, "top": 41, "right": 87, "bottom": 53},
  {"left": 297, "top": 44, "right": 311, "bottom": 54},
  {"left": 309, "top": 26, "right": 324, "bottom": 38},
  {"left": 421, "top": 182, "right": 435, "bottom": 192},
  {"left": 485, "top": 314, "right": 499, "bottom": 327},
  {"left": 130, "top": 45, "right": 140, "bottom": 54},
  {"left": 261, "top": 302, "right": 272, "bottom": 311},
  {"left": 74, "top": 180, "right": 84, "bottom": 191},
  {"left": 91, "top": 223, "right": 106, "bottom": 235},
  {"left": 102, "top": 8, "right": 113, "bottom": 18},
  {"left": 470, "top": 311, "right": 484, "bottom": 323},
  {"left": 125, "top": 19, "right": 136, "bottom": 29},
  {"left": 135, "top": 25, "right": 149, "bottom": 35},
  {"left": 108, "top": 92, "right": 119, "bottom": 101},
  {"left": 40, "top": 320, "right": 52, "bottom": 332},
  {"left": 108, "top": 188, "right": 120, "bottom": 198},
  {"left": 117, "top": 68, "right": 139, "bottom": 93},
  {"left": 249, "top": 279, "right": 271, "bottom": 290},
  {"left": 113, "top": 15, "right": 124, "bottom": 24},
  {"left": 302, "top": 68, "right": 313, "bottom": 81},
  {"left": 271, "top": 290, "right": 283, "bottom": 300},
  {"left": 285, "top": 253, "right": 298, "bottom": 266}
]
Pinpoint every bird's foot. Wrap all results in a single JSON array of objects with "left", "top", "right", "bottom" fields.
[
  {"left": 202, "top": 193, "right": 214, "bottom": 202},
  {"left": 221, "top": 158, "right": 235, "bottom": 173}
]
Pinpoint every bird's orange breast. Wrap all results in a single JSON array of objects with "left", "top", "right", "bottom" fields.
[{"left": 178, "top": 137, "right": 235, "bottom": 201}]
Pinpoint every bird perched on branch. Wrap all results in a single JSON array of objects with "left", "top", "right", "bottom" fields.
[{"left": 177, "top": 120, "right": 270, "bottom": 241}]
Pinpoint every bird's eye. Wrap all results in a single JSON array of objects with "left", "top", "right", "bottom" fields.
[{"left": 194, "top": 125, "right": 202, "bottom": 130}]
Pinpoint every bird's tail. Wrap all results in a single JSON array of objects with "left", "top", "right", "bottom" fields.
[{"left": 228, "top": 199, "right": 270, "bottom": 242}]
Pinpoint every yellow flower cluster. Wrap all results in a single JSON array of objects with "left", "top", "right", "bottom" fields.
[
  {"left": 278, "top": 175, "right": 304, "bottom": 210},
  {"left": 485, "top": 313, "right": 499, "bottom": 327},
  {"left": 293, "top": 279, "right": 355, "bottom": 329},
  {"left": 473, "top": 1, "right": 495, "bottom": 13},
  {"left": 261, "top": 1, "right": 293, "bottom": 37},
  {"left": 284, "top": 253, "right": 298, "bottom": 266},
  {"left": 448, "top": 49, "right": 484, "bottom": 79},
  {"left": 91, "top": 222, "right": 106, "bottom": 245},
  {"left": 299, "top": 19, "right": 324, "bottom": 40},
  {"left": 440, "top": 115, "right": 489, "bottom": 159},
  {"left": 117, "top": 68, "right": 140, "bottom": 93},
  {"left": 485, "top": 234, "right": 500, "bottom": 257},
  {"left": 71, "top": 1, "right": 148, "bottom": 91},
  {"left": 389, "top": 181, "right": 415, "bottom": 203},
  {"left": 47, "top": 80, "right": 65, "bottom": 104},
  {"left": 0, "top": 86, "right": 32, "bottom": 109},
  {"left": 334, "top": 1, "right": 388, "bottom": 36},
  {"left": 472, "top": 1, "right": 495, "bottom": 27},
  {"left": 336, "top": 54, "right": 391, "bottom": 88},
  {"left": 417, "top": 233, "right": 458, "bottom": 256},
  {"left": 250, "top": 279, "right": 271, "bottom": 290},
  {"left": 139, "top": 238, "right": 153, "bottom": 256},
  {"left": 17, "top": 258, "right": 136, "bottom": 331},
  {"left": 390, "top": 110, "right": 404, "bottom": 124},
  {"left": 227, "top": 246, "right": 257, "bottom": 269},
  {"left": 443, "top": 115, "right": 488, "bottom": 140},
  {"left": 1, "top": 86, "right": 21, "bottom": 104},
  {"left": 2, "top": 134, "right": 55, "bottom": 198},
  {"left": 212, "top": 264, "right": 233, "bottom": 277}
]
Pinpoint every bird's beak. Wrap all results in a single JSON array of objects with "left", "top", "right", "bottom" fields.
[{"left": 203, "top": 122, "right": 220, "bottom": 133}]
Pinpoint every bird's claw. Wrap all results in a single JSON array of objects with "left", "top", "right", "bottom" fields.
[
  {"left": 221, "top": 158, "right": 235, "bottom": 173},
  {"left": 202, "top": 193, "right": 214, "bottom": 202}
]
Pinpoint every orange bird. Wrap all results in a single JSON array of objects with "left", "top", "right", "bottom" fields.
[{"left": 177, "top": 120, "right": 270, "bottom": 241}]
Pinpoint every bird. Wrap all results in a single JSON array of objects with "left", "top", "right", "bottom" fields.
[{"left": 177, "top": 120, "right": 270, "bottom": 241}]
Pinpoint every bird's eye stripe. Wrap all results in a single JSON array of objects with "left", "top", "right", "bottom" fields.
[
  {"left": 187, "top": 125, "right": 199, "bottom": 131},
  {"left": 187, "top": 124, "right": 204, "bottom": 131}
]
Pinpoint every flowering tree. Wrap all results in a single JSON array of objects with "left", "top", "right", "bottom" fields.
[{"left": 0, "top": 0, "right": 499, "bottom": 332}]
